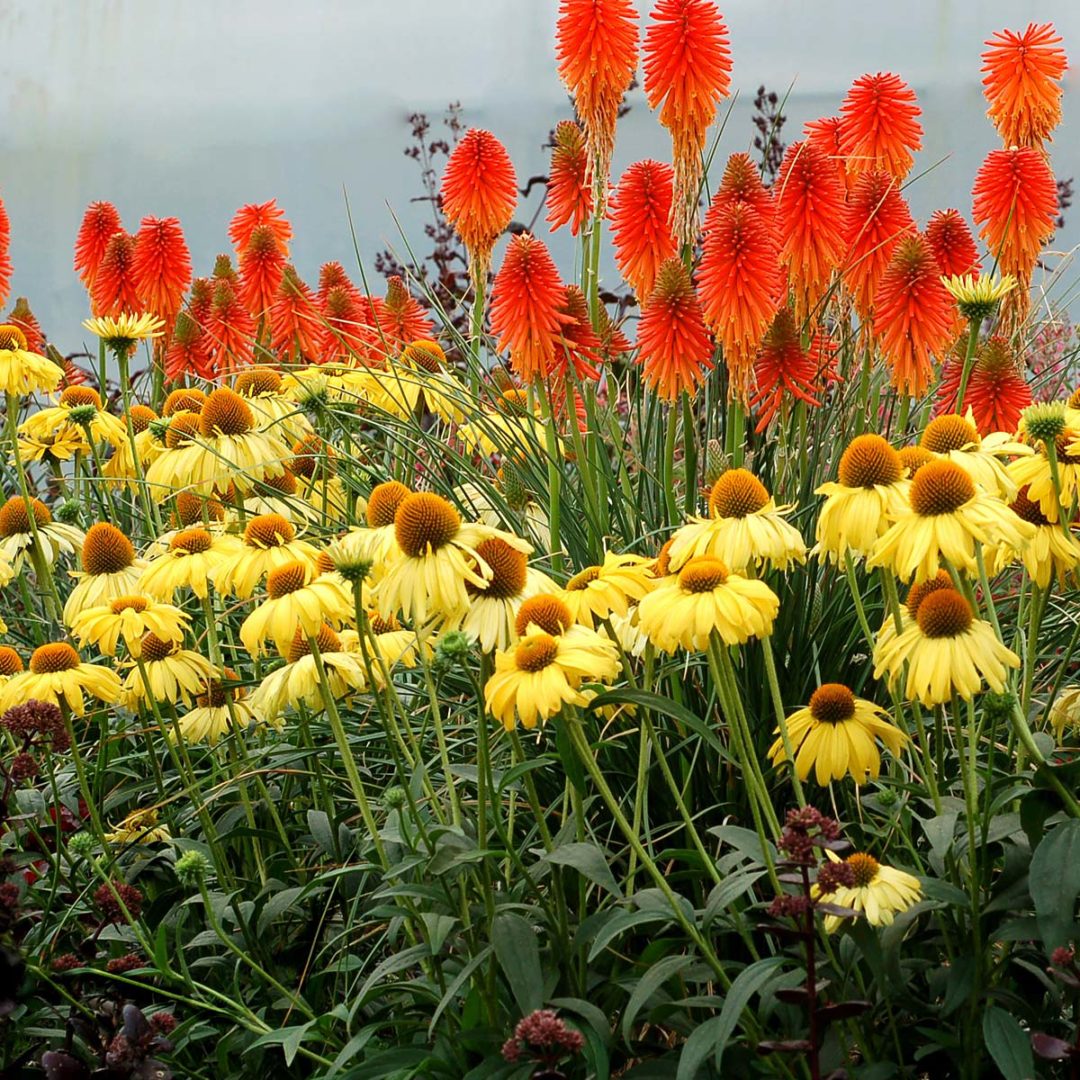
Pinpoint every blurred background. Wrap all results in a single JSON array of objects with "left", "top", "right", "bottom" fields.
[{"left": 3, "top": 0, "right": 1079, "bottom": 339}]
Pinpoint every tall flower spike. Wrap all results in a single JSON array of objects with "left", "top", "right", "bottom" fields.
[
  {"left": 643, "top": 0, "right": 732, "bottom": 248},
  {"left": 982, "top": 23, "right": 1067, "bottom": 150},
  {"left": 205, "top": 278, "right": 255, "bottom": 377},
  {"left": 239, "top": 224, "right": 287, "bottom": 320},
  {"left": 489, "top": 233, "right": 566, "bottom": 383},
  {"left": 8, "top": 298, "right": 45, "bottom": 355},
  {"left": 440, "top": 128, "right": 518, "bottom": 287},
  {"left": 270, "top": 265, "right": 324, "bottom": 364},
  {"left": 555, "top": 0, "right": 638, "bottom": 204},
  {"left": 839, "top": 72, "right": 922, "bottom": 182},
  {"left": 0, "top": 194, "right": 11, "bottom": 308},
  {"left": 552, "top": 285, "right": 602, "bottom": 382},
  {"left": 749, "top": 307, "right": 824, "bottom": 432},
  {"left": 775, "top": 141, "right": 846, "bottom": 321},
  {"left": 972, "top": 147, "right": 1057, "bottom": 325},
  {"left": 229, "top": 200, "right": 292, "bottom": 259},
  {"left": 697, "top": 202, "right": 781, "bottom": 403},
  {"left": 379, "top": 276, "right": 434, "bottom": 350},
  {"left": 636, "top": 257, "right": 714, "bottom": 402},
  {"left": 935, "top": 336, "right": 1031, "bottom": 435},
  {"left": 840, "top": 170, "right": 915, "bottom": 320},
  {"left": 132, "top": 217, "right": 192, "bottom": 329},
  {"left": 546, "top": 121, "right": 594, "bottom": 237},
  {"left": 873, "top": 233, "right": 956, "bottom": 396},
  {"left": 608, "top": 159, "right": 677, "bottom": 300},
  {"left": 706, "top": 152, "right": 774, "bottom": 225},
  {"left": 925, "top": 209, "right": 982, "bottom": 278},
  {"left": 74, "top": 201, "right": 122, "bottom": 292},
  {"left": 318, "top": 261, "right": 365, "bottom": 311},
  {"left": 90, "top": 233, "right": 140, "bottom": 317},
  {"left": 164, "top": 311, "right": 213, "bottom": 383},
  {"left": 804, "top": 116, "right": 847, "bottom": 189}
]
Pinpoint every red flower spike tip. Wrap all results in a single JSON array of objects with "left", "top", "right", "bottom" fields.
[
  {"left": 132, "top": 216, "right": 192, "bottom": 328},
  {"left": 546, "top": 120, "right": 594, "bottom": 237},
  {"left": 925, "top": 209, "right": 982, "bottom": 279},
  {"left": 608, "top": 159, "right": 677, "bottom": 301},
  {"left": 839, "top": 72, "right": 923, "bottom": 182},
  {"left": 74, "top": 201, "right": 122, "bottom": 292},
  {"left": 229, "top": 200, "right": 292, "bottom": 260}
]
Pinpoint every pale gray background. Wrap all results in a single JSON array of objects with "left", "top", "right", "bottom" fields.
[{"left": 3, "top": 0, "right": 1079, "bottom": 340}]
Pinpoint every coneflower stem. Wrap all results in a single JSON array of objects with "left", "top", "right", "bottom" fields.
[
  {"left": 954, "top": 318, "right": 982, "bottom": 416},
  {"left": 761, "top": 638, "right": 805, "bottom": 807}
]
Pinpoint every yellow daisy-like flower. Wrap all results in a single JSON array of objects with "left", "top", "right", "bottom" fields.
[
  {"left": 82, "top": 312, "right": 165, "bottom": 349},
  {"left": 919, "top": 412, "right": 1029, "bottom": 501},
  {"left": 403, "top": 339, "right": 469, "bottom": 424},
  {"left": 1049, "top": 687, "right": 1080, "bottom": 742},
  {"left": 121, "top": 633, "right": 215, "bottom": 709},
  {"left": 1009, "top": 429, "right": 1080, "bottom": 524},
  {"left": 239, "top": 469, "right": 319, "bottom": 523},
  {"left": 483, "top": 624, "right": 619, "bottom": 731},
  {"left": 139, "top": 527, "right": 243, "bottom": 601},
  {"left": 213, "top": 514, "right": 320, "bottom": 600},
  {"left": 0, "top": 323, "right": 63, "bottom": 396},
  {"left": 457, "top": 401, "right": 556, "bottom": 460},
  {"left": 873, "top": 587, "right": 1019, "bottom": 705},
  {"left": 288, "top": 434, "right": 349, "bottom": 519},
  {"left": 233, "top": 367, "right": 312, "bottom": 443},
  {"left": 815, "top": 850, "right": 923, "bottom": 933},
  {"left": 456, "top": 478, "right": 553, "bottom": 554},
  {"left": 356, "top": 614, "right": 425, "bottom": 673},
  {"left": 0, "top": 495, "right": 84, "bottom": 569},
  {"left": 17, "top": 426, "right": 86, "bottom": 464},
  {"left": 102, "top": 404, "right": 165, "bottom": 487},
  {"left": 20, "top": 386, "right": 128, "bottom": 450},
  {"left": 868, "top": 459, "right": 1035, "bottom": 582},
  {"left": 62, "top": 523, "right": 147, "bottom": 626},
  {"left": 239, "top": 559, "right": 353, "bottom": 657},
  {"left": 460, "top": 537, "right": 557, "bottom": 653},
  {"left": 69, "top": 594, "right": 189, "bottom": 657},
  {"left": 556, "top": 551, "right": 655, "bottom": 629},
  {"left": 144, "top": 410, "right": 205, "bottom": 497},
  {"left": 0, "top": 642, "right": 121, "bottom": 716},
  {"left": 176, "top": 387, "right": 290, "bottom": 495},
  {"left": 376, "top": 492, "right": 531, "bottom": 625},
  {"left": 104, "top": 807, "right": 171, "bottom": 845},
  {"left": 0, "top": 646, "right": 24, "bottom": 685},
  {"left": 668, "top": 469, "right": 807, "bottom": 574},
  {"left": 325, "top": 481, "right": 410, "bottom": 584},
  {"left": 250, "top": 624, "right": 370, "bottom": 720},
  {"left": 872, "top": 571, "right": 954, "bottom": 658},
  {"left": 815, "top": 434, "right": 909, "bottom": 564},
  {"left": 767, "top": 683, "right": 908, "bottom": 786},
  {"left": 991, "top": 486, "right": 1080, "bottom": 589},
  {"left": 174, "top": 669, "right": 266, "bottom": 745},
  {"left": 636, "top": 556, "right": 779, "bottom": 652},
  {"left": 940, "top": 272, "right": 1016, "bottom": 321}
]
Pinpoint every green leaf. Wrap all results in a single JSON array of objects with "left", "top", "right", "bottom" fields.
[
  {"left": 588, "top": 910, "right": 675, "bottom": 962},
  {"left": 257, "top": 885, "right": 321, "bottom": 936},
  {"left": 427, "top": 945, "right": 493, "bottom": 1039},
  {"left": 307, "top": 809, "right": 337, "bottom": 856},
  {"left": 1030, "top": 818, "right": 1080, "bottom": 950},
  {"left": 247, "top": 1021, "right": 316, "bottom": 1067},
  {"left": 543, "top": 842, "right": 623, "bottom": 898},
  {"left": 676, "top": 957, "right": 785, "bottom": 1078},
  {"left": 492, "top": 912, "right": 544, "bottom": 1016},
  {"left": 622, "top": 954, "right": 695, "bottom": 1044},
  {"left": 982, "top": 1006, "right": 1035, "bottom": 1080}
]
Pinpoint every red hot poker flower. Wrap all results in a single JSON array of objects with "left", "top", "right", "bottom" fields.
[
  {"left": 74, "top": 201, "right": 122, "bottom": 292},
  {"left": 379, "top": 276, "right": 434, "bottom": 351},
  {"left": 132, "top": 216, "right": 192, "bottom": 328},
  {"left": 749, "top": 307, "right": 824, "bottom": 432},
  {"left": 608, "top": 160, "right": 677, "bottom": 301},
  {"left": 0, "top": 195, "right": 11, "bottom": 308},
  {"left": 270, "top": 266, "right": 324, "bottom": 364},
  {"left": 546, "top": 121, "right": 594, "bottom": 237},
  {"left": 982, "top": 23, "right": 1067, "bottom": 149},
  {"left": 229, "top": 200, "right": 292, "bottom": 259},
  {"left": 925, "top": 209, "right": 982, "bottom": 278},
  {"left": 935, "top": 336, "right": 1031, "bottom": 434},
  {"left": 239, "top": 224, "right": 287, "bottom": 320},
  {"left": 91, "top": 233, "right": 141, "bottom": 317},
  {"left": 636, "top": 257, "right": 714, "bottom": 402},
  {"left": 839, "top": 72, "right": 923, "bottom": 182}
]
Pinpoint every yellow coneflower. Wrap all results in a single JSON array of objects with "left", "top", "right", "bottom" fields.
[
  {"left": 121, "top": 633, "right": 215, "bottom": 709},
  {"left": 814, "top": 850, "right": 923, "bottom": 933},
  {"left": 174, "top": 669, "right": 265, "bottom": 745},
  {"left": 180, "top": 387, "right": 290, "bottom": 495},
  {"left": 332, "top": 481, "right": 411, "bottom": 581},
  {"left": 1009, "top": 427, "right": 1080, "bottom": 523},
  {"left": 289, "top": 433, "right": 349, "bottom": 517},
  {"left": 898, "top": 444, "right": 934, "bottom": 477},
  {"left": 377, "top": 492, "right": 531, "bottom": 624},
  {"left": 868, "top": 459, "right": 1035, "bottom": 582},
  {"left": 102, "top": 404, "right": 164, "bottom": 486},
  {"left": 1050, "top": 687, "right": 1080, "bottom": 742},
  {"left": 0, "top": 642, "right": 120, "bottom": 716},
  {"left": 355, "top": 612, "right": 424, "bottom": 673},
  {"left": 402, "top": 340, "right": 469, "bottom": 424},
  {"left": 483, "top": 624, "right": 619, "bottom": 731},
  {"left": 556, "top": 551, "right": 654, "bottom": 629},
  {"left": 0, "top": 646, "right": 24, "bottom": 685},
  {"left": 20, "top": 386, "right": 127, "bottom": 450},
  {"left": 82, "top": 312, "right": 165, "bottom": 351},
  {"left": 103, "top": 807, "right": 171, "bottom": 845},
  {"left": 239, "top": 559, "right": 353, "bottom": 657},
  {"left": 144, "top": 410, "right": 205, "bottom": 497},
  {"left": 0, "top": 323, "right": 63, "bottom": 396},
  {"left": 233, "top": 367, "right": 311, "bottom": 443},
  {"left": 767, "top": 683, "right": 907, "bottom": 786},
  {"left": 815, "top": 434, "right": 909, "bottom": 564},
  {"left": 873, "top": 570, "right": 954, "bottom": 658},
  {"left": 636, "top": 555, "right": 779, "bottom": 652},
  {"left": 461, "top": 537, "right": 557, "bottom": 652},
  {"left": 212, "top": 514, "right": 320, "bottom": 599},
  {"left": 873, "top": 587, "right": 1019, "bottom": 705},
  {"left": 240, "top": 469, "right": 316, "bottom": 522},
  {"left": 920, "top": 411, "right": 1029, "bottom": 501},
  {"left": 251, "top": 624, "right": 370, "bottom": 720},
  {"left": 940, "top": 273, "right": 1016, "bottom": 322},
  {"left": 139, "top": 527, "right": 243, "bottom": 601},
  {"left": 0, "top": 496, "right": 84, "bottom": 569},
  {"left": 991, "top": 486, "right": 1080, "bottom": 588},
  {"left": 668, "top": 469, "right": 807, "bottom": 574},
  {"left": 70, "top": 594, "right": 189, "bottom": 657},
  {"left": 456, "top": 391, "right": 557, "bottom": 459},
  {"left": 456, "top": 477, "right": 553, "bottom": 554},
  {"left": 17, "top": 426, "right": 86, "bottom": 465},
  {"left": 62, "top": 523, "right": 146, "bottom": 625}
]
